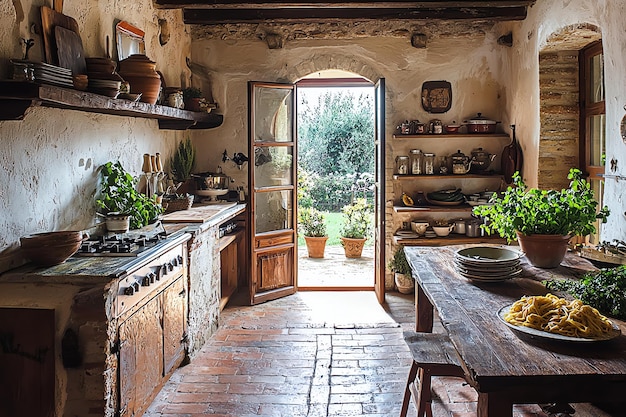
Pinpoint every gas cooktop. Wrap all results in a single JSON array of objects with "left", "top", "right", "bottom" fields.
[{"left": 76, "top": 232, "right": 169, "bottom": 257}]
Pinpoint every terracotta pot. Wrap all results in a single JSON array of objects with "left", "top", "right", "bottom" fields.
[
  {"left": 340, "top": 237, "right": 366, "bottom": 258},
  {"left": 118, "top": 55, "right": 161, "bottom": 105},
  {"left": 185, "top": 97, "right": 204, "bottom": 112},
  {"left": 303, "top": 236, "right": 328, "bottom": 258},
  {"left": 516, "top": 232, "right": 571, "bottom": 268},
  {"left": 394, "top": 272, "right": 414, "bottom": 294}
]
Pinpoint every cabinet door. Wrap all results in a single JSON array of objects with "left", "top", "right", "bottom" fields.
[
  {"left": 118, "top": 296, "right": 163, "bottom": 417},
  {"left": 162, "top": 277, "right": 187, "bottom": 375}
]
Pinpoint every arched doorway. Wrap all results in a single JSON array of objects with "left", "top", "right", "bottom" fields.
[{"left": 296, "top": 70, "right": 376, "bottom": 290}]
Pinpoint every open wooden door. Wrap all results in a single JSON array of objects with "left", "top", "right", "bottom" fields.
[
  {"left": 374, "top": 78, "right": 386, "bottom": 304},
  {"left": 248, "top": 81, "right": 297, "bottom": 305}
]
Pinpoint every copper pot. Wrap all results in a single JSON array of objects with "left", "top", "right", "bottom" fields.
[{"left": 464, "top": 113, "right": 500, "bottom": 134}]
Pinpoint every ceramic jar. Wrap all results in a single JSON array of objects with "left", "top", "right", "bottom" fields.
[{"left": 117, "top": 54, "right": 162, "bottom": 105}]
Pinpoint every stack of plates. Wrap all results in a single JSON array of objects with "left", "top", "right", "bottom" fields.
[
  {"left": 88, "top": 73, "right": 123, "bottom": 98},
  {"left": 454, "top": 246, "right": 522, "bottom": 282},
  {"left": 11, "top": 60, "right": 73, "bottom": 88}
]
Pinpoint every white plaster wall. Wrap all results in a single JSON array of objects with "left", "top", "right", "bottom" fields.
[
  {"left": 498, "top": 0, "right": 626, "bottom": 242},
  {"left": 0, "top": 0, "right": 191, "bottom": 271}
]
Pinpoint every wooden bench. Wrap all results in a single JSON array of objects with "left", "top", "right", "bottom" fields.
[{"left": 400, "top": 331, "right": 470, "bottom": 417}]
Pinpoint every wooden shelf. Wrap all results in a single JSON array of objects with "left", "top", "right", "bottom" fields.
[
  {"left": 393, "top": 173, "right": 503, "bottom": 180},
  {"left": 393, "top": 234, "right": 506, "bottom": 246},
  {"left": 0, "top": 81, "right": 223, "bottom": 130},
  {"left": 394, "top": 205, "right": 479, "bottom": 213},
  {"left": 393, "top": 133, "right": 510, "bottom": 140}
]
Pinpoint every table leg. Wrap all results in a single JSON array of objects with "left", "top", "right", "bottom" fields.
[
  {"left": 477, "top": 392, "right": 512, "bottom": 417},
  {"left": 415, "top": 285, "right": 433, "bottom": 332}
]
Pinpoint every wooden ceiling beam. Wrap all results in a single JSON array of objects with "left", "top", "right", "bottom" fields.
[
  {"left": 156, "top": 0, "right": 534, "bottom": 8},
  {"left": 182, "top": 6, "right": 529, "bottom": 23}
]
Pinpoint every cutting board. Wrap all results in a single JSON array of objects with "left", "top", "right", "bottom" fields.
[
  {"left": 40, "top": 5, "right": 81, "bottom": 65},
  {"left": 161, "top": 203, "right": 237, "bottom": 223},
  {"left": 55, "top": 26, "right": 86, "bottom": 75}
]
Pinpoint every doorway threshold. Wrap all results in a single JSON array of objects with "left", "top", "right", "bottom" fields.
[{"left": 298, "top": 245, "right": 374, "bottom": 290}]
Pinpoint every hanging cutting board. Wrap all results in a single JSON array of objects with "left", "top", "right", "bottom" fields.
[
  {"left": 40, "top": 5, "right": 80, "bottom": 65},
  {"left": 502, "top": 124, "right": 523, "bottom": 183},
  {"left": 55, "top": 26, "right": 86, "bottom": 75},
  {"left": 161, "top": 203, "right": 237, "bottom": 223}
]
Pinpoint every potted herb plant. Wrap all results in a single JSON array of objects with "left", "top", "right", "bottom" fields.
[
  {"left": 340, "top": 198, "right": 372, "bottom": 258},
  {"left": 182, "top": 86, "right": 205, "bottom": 112},
  {"left": 473, "top": 169, "right": 609, "bottom": 268},
  {"left": 388, "top": 247, "right": 414, "bottom": 294},
  {"left": 96, "top": 161, "right": 163, "bottom": 232},
  {"left": 165, "top": 137, "right": 196, "bottom": 212},
  {"left": 298, "top": 207, "right": 328, "bottom": 258}
]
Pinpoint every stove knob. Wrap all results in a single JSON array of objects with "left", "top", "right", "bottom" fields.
[
  {"left": 123, "top": 286, "right": 134, "bottom": 296},
  {"left": 167, "top": 262, "right": 174, "bottom": 272},
  {"left": 162, "top": 263, "right": 169, "bottom": 275},
  {"left": 132, "top": 282, "right": 140, "bottom": 292},
  {"left": 148, "top": 272, "right": 156, "bottom": 283},
  {"left": 171, "top": 257, "right": 178, "bottom": 267},
  {"left": 177, "top": 255, "right": 183, "bottom": 265},
  {"left": 142, "top": 276, "right": 151, "bottom": 287},
  {"left": 156, "top": 266, "right": 163, "bottom": 280}
]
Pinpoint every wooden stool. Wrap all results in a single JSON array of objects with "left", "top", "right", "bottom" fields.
[{"left": 400, "top": 331, "right": 468, "bottom": 417}]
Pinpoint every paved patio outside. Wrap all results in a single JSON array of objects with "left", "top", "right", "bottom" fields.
[{"left": 298, "top": 245, "right": 374, "bottom": 288}]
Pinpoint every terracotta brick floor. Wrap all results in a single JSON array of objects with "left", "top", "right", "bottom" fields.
[{"left": 145, "top": 291, "right": 616, "bottom": 417}]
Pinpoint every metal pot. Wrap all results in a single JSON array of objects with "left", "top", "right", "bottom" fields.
[
  {"left": 470, "top": 147, "right": 497, "bottom": 171},
  {"left": 192, "top": 172, "right": 231, "bottom": 190},
  {"left": 464, "top": 113, "right": 500, "bottom": 134},
  {"left": 466, "top": 219, "right": 483, "bottom": 237}
]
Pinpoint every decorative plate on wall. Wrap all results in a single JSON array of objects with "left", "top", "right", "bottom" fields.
[
  {"left": 421, "top": 80, "right": 452, "bottom": 113},
  {"left": 620, "top": 113, "right": 626, "bottom": 143}
]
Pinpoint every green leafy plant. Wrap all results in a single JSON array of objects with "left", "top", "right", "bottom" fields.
[
  {"left": 388, "top": 247, "right": 412, "bottom": 275},
  {"left": 96, "top": 161, "right": 163, "bottom": 229},
  {"left": 473, "top": 169, "right": 610, "bottom": 242},
  {"left": 170, "top": 137, "right": 196, "bottom": 183},
  {"left": 298, "top": 207, "right": 327, "bottom": 237},
  {"left": 182, "top": 86, "right": 202, "bottom": 101},
  {"left": 340, "top": 198, "right": 372, "bottom": 239},
  {"left": 544, "top": 265, "right": 626, "bottom": 319}
]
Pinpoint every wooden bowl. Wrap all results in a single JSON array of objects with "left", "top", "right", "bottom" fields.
[
  {"left": 21, "top": 240, "right": 82, "bottom": 266},
  {"left": 20, "top": 231, "right": 85, "bottom": 248}
]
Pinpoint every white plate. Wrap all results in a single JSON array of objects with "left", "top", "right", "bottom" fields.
[{"left": 497, "top": 305, "right": 621, "bottom": 342}]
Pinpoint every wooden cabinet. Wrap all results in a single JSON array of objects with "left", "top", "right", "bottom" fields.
[
  {"left": 118, "top": 276, "right": 187, "bottom": 417},
  {"left": 219, "top": 212, "right": 247, "bottom": 310},
  {"left": 390, "top": 133, "right": 510, "bottom": 245},
  {"left": 0, "top": 81, "right": 223, "bottom": 130}
]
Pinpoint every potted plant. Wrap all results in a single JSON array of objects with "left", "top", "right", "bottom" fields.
[
  {"left": 473, "top": 169, "right": 610, "bottom": 268},
  {"left": 298, "top": 207, "right": 328, "bottom": 258},
  {"left": 182, "top": 86, "right": 205, "bottom": 112},
  {"left": 388, "top": 247, "right": 414, "bottom": 294},
  {"left": 96, "top": 161, "right": 163, "bottom": 232},
  {"left": 340, "top": 198, "right": 372, "bottom": 258}
]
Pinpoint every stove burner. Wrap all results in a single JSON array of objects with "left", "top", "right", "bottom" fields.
[{"left": 76, "top": 231, "right": 170, "bottom": 257}]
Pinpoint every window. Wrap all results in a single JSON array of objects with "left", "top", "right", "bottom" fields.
[{"left": 579, "top": 40, "right": 605, "bottom": 244}]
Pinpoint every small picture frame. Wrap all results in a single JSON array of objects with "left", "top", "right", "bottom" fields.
[{"left": 421, "top": 81, "right": 452, "bottom": 113}]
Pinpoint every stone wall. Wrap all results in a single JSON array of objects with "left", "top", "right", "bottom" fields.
[{"left": 538, "top": 50, "right": 580, "bottom": 190}]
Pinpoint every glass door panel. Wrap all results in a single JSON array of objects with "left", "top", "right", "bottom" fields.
[
  {"left": 253, "top": 87, "right": 294, "bottom": 142},
  {"left": 588, "top": 114, "right": 605, "bottom": 166},
  {"left": 254, "top": 190, "right": 293, "bottom": 233},
  {"left": 254, "top": 146, "right": 294, "bottom": 188}
]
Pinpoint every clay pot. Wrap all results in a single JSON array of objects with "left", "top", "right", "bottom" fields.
[
  {"left": 516, "top": 232, "right": 571, "bottom": 268},
  {"left": 340, "top": 237, "right": 366, "bottom": 258},
  {"left": 394, "top": 272, "right": 414, "bottom": 294},
  {"left": 303, "top": 236, "right": 328, "bottom": 258},
  {"left": 117, "top": 55, "right": 161, "bottom": 105}
]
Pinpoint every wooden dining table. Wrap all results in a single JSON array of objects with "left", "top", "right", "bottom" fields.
[{"left": 404, "top": 245, "right": 626, "bottom": 417}]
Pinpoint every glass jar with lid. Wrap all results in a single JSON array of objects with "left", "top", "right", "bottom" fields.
[
  {"left": 409, "top": 149, "right": 423, "bottom": 175},
  {"left": 395, "top": 155, "right": 409, "bottom": 175},
  {"left": 423, "top": 153, "right": 435, "bottom": 174}
]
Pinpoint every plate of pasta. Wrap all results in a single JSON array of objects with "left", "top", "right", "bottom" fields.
[{"left": 498, "top": 294, "right": 621, "bottom": 342}]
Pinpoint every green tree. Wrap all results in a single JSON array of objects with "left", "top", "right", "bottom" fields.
[{"left": 298, "top": 89, "right": 374, "bottom": 175}]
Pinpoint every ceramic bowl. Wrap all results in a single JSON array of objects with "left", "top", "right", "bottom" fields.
[
  {"left": 432, "top": 225, "right": 454, "bottom": 237},
  {"left": 411, "top": 221, "right": 430, "bottom": 235}
]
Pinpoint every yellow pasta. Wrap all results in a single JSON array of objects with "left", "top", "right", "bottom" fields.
[{"left": 504, "top": 294, "right": 614, "bottom": 338}]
